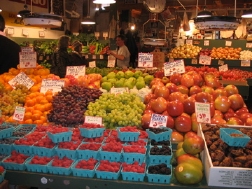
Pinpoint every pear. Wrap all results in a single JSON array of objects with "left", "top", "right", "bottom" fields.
[{"left": 101, "top": 82, "right": 112, "bottom": 91}]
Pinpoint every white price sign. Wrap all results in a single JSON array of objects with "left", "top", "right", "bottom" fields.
[
  {"left": 241, "top": 60, "right": 251, "bottom": 67},
  {"left": 8, "top": 72, "right": 34, "bottom": 89},
  {"left": 89, "top": 61, "right": 96, "bottom": 68},
  {"left": 138, "top": 53, "right": 153, "bottom": 67},
  {"left": 66, "top": 66, "right": 86, "bottom": 78},
  {"left": 13, "top": 106, "right": 25, "bottom": 121},
  {"left": 246, "top": 43, "right": 252, "bottom": 48},
  {"left": 107, "top": 55, "right": 116, "bottom": 67},
  {"left": 219, "top": 64, "right": 228, "bottom": 71},
  {"left": 199, "top": 55, "right": 211, "bottom": 65},
  {"left": 110, "top": 87, "right": 128, "bottom": 95},
  {"left": 186, "top": 39, "right": 193, "bottom": 45},
  {"left": 195, "top": 102, "right": 211, "bottom": 123},
  {"left": 40, "top": 79, "right": 65, "bottom": 94},
  {"left": 164, "top": 59, "right": 185, "bottom": 76},
  {"left": 149, "top": 113, "right": 168, "bottom": 128},
  {"left": 204, "top": 40, "right": 209, "bottom": 46},
  {"left": 191, "top": 58, "right": 197, "bottom": 64},
  {"left": 84, "top": 116, "right": 102, "bottom": 125},
  {"left": 19, "top": 52, "right": 37, "bottom": 68},
  {"left": 225, "top": 41, "right": 232, "bottom": 46}
]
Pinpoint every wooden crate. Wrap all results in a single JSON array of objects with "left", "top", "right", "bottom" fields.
[{"left": 150, "top": 48, "right": 165, "bottom": 68}]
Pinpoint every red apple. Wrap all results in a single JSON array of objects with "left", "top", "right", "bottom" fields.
[
  {"left": 181, "top": 74, "right": 194, "bottom": 88},
  {"left": 150, "top": 78, "right": 162, "bottom": 87},
  {"left": 184, "top": 131, "right": 197, "bottom": 140},
  {"left": 177, "top": 85, "right": 189, "bottom": 95},
  {"left": 170, "top": 73, "right": 182, "bottom": 85},
  {"left": 144, "top": 109, "right": 154, "bottom": 114},
  {"left": 151, "top": 82, "right": 165, "bottom": 92},
  {"left": 245, "top": 117, "right": 252, "bottom": 126},
  {"left": 226, "top": 117, "right": 243, "bottom": 125},
  {"left": 195, "top": 92, "right": 212, "bottom": 103},
  {"left": 214, "top": 96, "right": 231, "bottom": 113},
  {"left": 223, "top": 108, "right": 236, "bottom": 121},
  {"left": 213, "top": 110, "right": 224, "bottom": 118},
  {"left": 169, "top": 92, "right": 188, "bottom": 103},
  {"left": 239, "top": 112, "right": 252, "bottom": 123},
  {"left": 154, "top": 86, "right": 170, "bottom": 100},
  {"left": 174, "top": 115, "right": 192, "bottom": 133},
  {"left": 161, "top": 76, "right": 170, "bottom": 84},
  {"left": 150, "top": 97, "right": 167, "bottom": 114},
  {"left": 235, "top": 107, "right": 249, "bottom": 116},
  {"left": 213, "top": 88, "right": 228, "bottom": 100},
  {"left": 183, "top": 96, "right": 196, "bottom": 115},
  {"left": 171, "top": 131, "right": 184, "bottom": 143},
  {"left": 144, "top": 93, "right": 156, "bottom": 104},
  {"left": 162, "top": 111, "right": 174, "bottom": 129},
  {"left": 211, "top": 117, "right": 227, "bottom": 124},
  {"left": 224, "top": 84, "right": 239, "bottom": 96},
  {"left": 228, "top": 94, "right": 244, "bottom": 111},
  {"left": 201, "top": 85, "right": 215, "bottom": 95},
  {"left": 189, "top": 71, "right": 203, "bottom": 87},
  {"left": 189, "top": 85, "right": 202, "bottom": 96},
  {"left": 141, "top": 113, "right": 152, "bottom": 130},
  {"left": 167, "top": 100, "right": 184, "bottom": 117}
]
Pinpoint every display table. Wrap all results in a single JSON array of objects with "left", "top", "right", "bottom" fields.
[{"left": 5, "top": 170, "right": 226, "bottom": 189}]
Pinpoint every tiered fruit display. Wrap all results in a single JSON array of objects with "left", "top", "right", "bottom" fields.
[
  {"left": 85, "top": 93, "right": 145, "bottom": 128},
  {"left": 239, "top": 50, "right": 252, "bottom": 60},
  {"left": 210, "top": 47, "right": 241, "bottom": 59},
  {"left": 167, "top": 44, "right": 201, "bottom": 58}
]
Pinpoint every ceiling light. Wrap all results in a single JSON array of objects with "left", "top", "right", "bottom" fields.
[
  {"left": 242, "top": 8, "right": 252, "bottom": 18},
  {"left": 93, "top": 0, "right": 116, "bottom": 4},
  {"left": 82, "top": 0, "right": 95, "bottom": 25},
  {"left": 197, "top": 9, "right": 212, "bottom": 18},
  {"left": 17, "top": 3, "right": 30, "bottom": 17},
  {"left": 0, "top": 8, "right": 2, "bottom": 12}
]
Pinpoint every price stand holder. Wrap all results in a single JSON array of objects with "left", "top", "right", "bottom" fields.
[
  {"left": 138, "top": 53, "right": 153, "bottom": 68},
  {"left": 13, "top": 106, "right": 25, "bottom": 122},
  {"left": 89, "top": 61, "right": 96, "bottom": 68},
  {"left": 8, "top": 72, "right": 34, "bottom": 89},
  {"left": 199, "top": 55, "right": 211, "bottom": 65},
  {"left": 149, "top": 113, "right": 168, "bottom": 128},
  {"left": 84, "top": 115, "right": 102, "bottom": 125},
  {"left": 195, "top": 102, "right": 211, "bottom": 123}
]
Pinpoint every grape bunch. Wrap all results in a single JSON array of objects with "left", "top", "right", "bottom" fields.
[
  {"left": 47, "top": 86, "right": 102, "bottom": 127},
  {"left": 85, "top": 93, "right": 145, "bottom": 129}
]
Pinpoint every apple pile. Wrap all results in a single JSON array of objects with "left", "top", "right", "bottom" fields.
[{"left": 141, "top": 70, "right": 251, "bottom": 137}]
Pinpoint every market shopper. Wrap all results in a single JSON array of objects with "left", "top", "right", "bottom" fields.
[
  {"left": 50, "top": 35, "right": 73, "bottom": 78},
  {"left": 107, "top": 35, "right": 130, "bottom": 69},
  {"left": 71, "top": 40, "right": 87, "bottom": 66},
  {"left": 0, "top": 14, "right": 21, "bottom": 74}
]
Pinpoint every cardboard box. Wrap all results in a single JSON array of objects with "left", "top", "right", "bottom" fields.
[{"left": 198, "top": 124, "right": 252, "bottom": 188}]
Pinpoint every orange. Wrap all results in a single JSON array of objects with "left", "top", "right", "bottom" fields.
[
  {"left": 40, "top": 99, "right": 48, "bottom": 105},
  {"left": 24, "top": 112, "right": 33, "bottom": 120},
  {"left": 24, "top": 119, "right": 33, "bottom": 124},
  {"left": 25, "top": 99, "right": 36, "bottom": 107},
  {"left": 35, "top": 96, "right": 45, "bottom": 103},
  {"left": 33, "top": 75, "right": 42, "bottom": 83},
  {"left": 30, "top": 85, "right": 40, "bottom": 92},
  {"left": 25, "top": 106, "right": 34, "bottom": 113},
  {"left": 40, "top": 116, "right": 47, "bottom": 123},
  {"left": 45, "top": 94, "right": 53, "bottom": 102},
  {"left": 44, "top": 103, "right": 52, "bottom": 111},
  {"left": 32, "top": 113, "right": 42, "bottom": 121},
  {"left": 34, "top": 120, "right": 43, "bottom": 125},
  {"left": 45, "top": 90, "right": 53, "bottom": 96}
]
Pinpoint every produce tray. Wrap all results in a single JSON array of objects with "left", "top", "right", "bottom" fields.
[
  {"left": 0, "top": 170, "right": 6, "bottom": 183},
  {"left": 122, "top": 151, "right": 146, "bottom": 164},
  {"left": 148, "top": 146, "right": 173, "bottom": 165},
  {"left": 99, "top": 150, "right": 122, "bottom": 162},
  {"left": 55, "top": 147, "right": 77, "bottom": 159},
  {"left": 47, "top": 131, "right": 72, "bottom": 143},
  {"left": 220, "top": 128, "right": 250, "bottom": 147},
  {"left": 47, "top": 161, "right": 73, "bottom": 176},
  {"left": 15, "top": 124, "right": 36, "bottom": 133},
  {"left": 0, "top": 126, "right": 14, "bottom": 139},
  {"left": 0, "top": 137, "right": 18, "bottom": 155},
  {"left": 79, "top": 128, "right": 105, "bottom": 138},
  {"left": 71, "top": 160, "right": 98, "bottom": 178},
  {"left": 25, "top": 157, "right": 49, "bottom": 173},
  {"left": 76, "top": 144, "right": 101, "bottom": 160},
  {"left": 146, "top": 166, "right": 172, "bottom": 184},
  {"left": 146, "top": 127, "right": 172, "bottom": 142},
  {"left": 95, "top": 164, "right": 121, "bottom": 180},
  {"left": 121, "top": 170, "right": 145, "bottom": 182},
  {"left": 12, "top": 144, "right": 33, "bottom": 156},
  {"left": 117, "top": 128, "right": 140, "bottom": 142},
  {"left": 2, "top": 156, "right": 30, "bottom": 171},
  {"left": 32, "top": 146, "right": 56, "bottom": 157}
]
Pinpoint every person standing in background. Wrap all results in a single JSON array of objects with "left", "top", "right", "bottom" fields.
[
  {"left": 0, "top": 14, "right": 21, "bottom": 74},
  {"left": 70, "top": 40, "right": 87, "bottom": 66},
  {"left": 107, "top": 35, "right": 130, "bottom": 69},
  {"left": 50, "top": 35, "right": 73, "bottom": 78}
]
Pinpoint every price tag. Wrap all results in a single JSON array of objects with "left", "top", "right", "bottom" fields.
[
  {"left": 138, "top": 53, "right": 153, "bottom": 67},
  {"left": 169, "top": 58, "right": 174, "bottom": 62},
  {"left": 92, "top": 55, "right": 96, "bottom": 59},
  {"left": 219, "top": 64, "right": 228, "bottom": 71},
  {"left": 85, "top": 55, "right": 88, "bottom": 59},
  {"left": 204, "top": 40, "right": 209, "bottom": 46},
  {"left": 225, "top": 41, "right": 232, "bottom": 46},
  {"left": 100, "top": 55, "right": 104, "bottom": 59},
  {"left": 149, "top": 113, "right": 168, "bottom": 128},
  {"left": 13, "top": 106, "right": 25, "bottom": 121},
  {"left": 191, "top": 58, "right": 197, "bottom": 64},
  {"left": 107, "top": 55, "right": 116, "bottom": 67},
  {"left": 66, "top": 66, "right": 86, "bottom": 78},
  {"left": 218, "top": 60, "right": 224, "bottom": 65},
  {"left": 163, "top": 59, "right": 185, "bottom": 76},
  {"left": 246, "top": 43, "right": 252, "bottom": 48},
  {"left": 84, "top": 115, "right": 102, "bottom": 125},
  {"left": 19, "top": 52, "right": 37, "bottom": 68},
  {"left": 110, "top": 87, "right": 128, "bottom": 95},
  {"left": 195, "top": 102, "right": 211, "bottom": 123},
  {"left": 199, "top": 55, "right": 211, "bottom": 65},
  {"left": 40, "top": 79, "right": 65, "bottom": 94},
  {"left": 241, "top": 60, "right": 250, "bottom": 67},
  {"left": 21, "top": 47, "right": 34, "bottom": 52},
  {"left": 186, "top": 39, "right": 193, "bottom": 45},
  {"left": 8, "top": 72, "right": 34, "bottom": 89},
  {"left": 89, "top": 61, "right": 96, "bottom": 68}
]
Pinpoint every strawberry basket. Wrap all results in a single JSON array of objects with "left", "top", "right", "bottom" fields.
[
  {"left": 47, "top": 157, "right": 74, "bottom": 176},
  {"left": 79, "top": 128, "right": 105, "bottom": 138},
  {"left": 76, "top": 142, "right": 101, "bottom": 160},
  {"left": 117, "top": 127, "right": 140, "bottom": 142},
  {"left": 12, "top": 143, "right": 34, "bottom": 156},
  {"left": 148, "top": 145, "right": 173, "bottom": 165},
  {"left": 99, "top": 143, "right": 122, "bottom": 162},
  {"left": 146, "top": 164, "right": 172, "bottom": 184},
  {"left": 2, "top": 152, "right": 30, "bottom": 171},
  {"left": 146, "top": 127, "right": 172, "bottom": 142},
  {"left": 0, "top": 125, "right": 14, "bottom": 139},
  {"left": 122, "top": 145, "right": 146, "bottom": 164},
  {"left": 25, "top": 156, "right": 52, "bottom": 173},
  {"left": 121, "top": 162, "right": 146, "bottom": 182},
  {"left": 95, "top": 161, "right": 121, "bottom": 180},
  {"left": 71, "top": 159, "right": 98, "bottom": 178},
  {"left": 0, "top": 137, "right": 18, "bottom": 155},
  {"left": 47, "top": 131, "right": 72, "bottom": 143}
]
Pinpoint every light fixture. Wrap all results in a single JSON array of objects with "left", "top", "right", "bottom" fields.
[
  {"left": 81, "top": 0, "right": 95, "bottom": 25},
  {"left": 242, "top": 7, "right": 252, "bottom": 18},
  {"left": 93, "top": 0, "right": 116, "bottom": 4},
  {"left": 197, "top": 0, "right": 212, "bottom": 18},
  {"left": 0, "top": 8, "right": 2, "bottom": 12},
  {"left": 95, "top": 4, "right": 100, "bottom": 11},
  {"left": 17, "top": 1, "right": 30, "bottom": 18}
]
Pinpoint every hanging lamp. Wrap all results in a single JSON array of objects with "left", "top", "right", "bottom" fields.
[
  {"left": 17, "top": 1, "right": 30, "bottom": 18},
  {"left": 0, "top": 8, "right": 2, "bottom": 12},
  {"left": 242, "top": 7, "right": 252, "bottom": 18},
  {"left": 93, "top": 0, "right": 116, "bottom": 4},
  {"left": 196, "top": 0, "right": 212, "bottom": 18},
  {"left": 81, "top": 0, "right": 95, "bottom": 25}
]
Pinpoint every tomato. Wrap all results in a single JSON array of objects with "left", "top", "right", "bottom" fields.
[
  {"left": 224, "top": 84, "right": 239, "bottom": 96},
  {"left": 189, "top": 85, "right": 202, "bottom": 96},
  {"left": 177, "top": 85, "right": 189, "bottom": 95}
]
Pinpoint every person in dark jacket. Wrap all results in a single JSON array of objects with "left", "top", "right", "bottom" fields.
[
  {"left": 71, "top": 40, "right": 87, "bottom": 66},
  {"left": 0, "top": 14, "right": 21, "bottom": 74},
  {"left": 50, "top": 35, "right": 73, "bottom": 78}
]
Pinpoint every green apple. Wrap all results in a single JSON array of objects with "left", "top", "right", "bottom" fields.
[
  {"left": 101, "top": 76, "right": 108, "bottom": 83},
  {"left": 101, "top": 82, "right": 112, "bottom": 91},
  {"left": 135, "top": 80, "right": 145, "bottom": 90},
  {"left": 124, "top": 70, "right": 134, "bottom": 79},
  {"left": 116, "top": 71, "right": 125, "bottom": 79},
  {"left": 144, "top": 75, "right": 154, "bottom": 85},
  {"left": 133, "top": 70, "right": 143, "bottom": 78},
  {"left": 107, "top": 72, "right": 116, "bottom": 79}
]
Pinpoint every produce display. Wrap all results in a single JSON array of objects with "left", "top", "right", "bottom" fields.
[
  {"left": 239, "top": 50, "right": 252, "bottom": 60},
  {"left": 167, "top": 44, "right": 201, "bottom": 59},
  {"left": 210, "top": 47, "right": 241, "bottom": 60}
]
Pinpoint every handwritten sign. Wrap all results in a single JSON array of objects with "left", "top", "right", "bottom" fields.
[
  {"left": 8, "top": 72, "right": 34, "bottom": 89},
  {"left": 13, "top": 106, "right": 25, "bottom": 122},
  {"left": 225, "top": 41, "right": 232, "bottom": 46},
  {"left": 40, "top": 79, "right": 65, "bottom": 94},
  {"left": 204, "top": 40, "right": 209, "bottom": 46},
  {"left": 84, "top": 115, "right": 102, "bottom": 125},
  {"left": 246, "top": 43, "right": 252, "bottom": 48},
  {"left": 241, "top": 60, "right": 250, "bottom": 67},
  {"left": 191, "top": 58, "right": 197, "bottom": 64},
  {"left": 66, "top": 66, "right": 86, "bottom": 78},
  {"left": 218, "top": 60, "right": 224, "bottom": 65},
  {"left": 110, "top": 87, "right": 128, "bottom": 95},
  {"left": 219, "top": 64, "right": 228, "bottom": 72},
  {"left": 138, "top": 53, "right": 153, "bottom": 67},
  {"left": 21, "top": 47, "right": 34, "bottom": 52},
  {"left": 89, "top": 61, "right": 96, "bottom": 68},
  {"left": 149, "top": 113, "right": 168, "bottom": 128},
  {"left": 19, "top": 52, "right": 37, "bottom": 68},
  {"left": 199, "top": 55, "right": 211, "bottom": 65},
  {"left": 107, "top": 55, "right": 116, "bottom": 67},
  {"left": 163, "top": 59, "right": 185, "bottom": 76},
  {"left": 186, "top": 39, "right": 193, "bottom": 45},
  {"left": 195, "top": 102, "right": 211, "bottom": 123}
]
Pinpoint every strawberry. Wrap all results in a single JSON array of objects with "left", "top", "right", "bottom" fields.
[
  {"left": 122, "top": 162, "right": 145, "bottom": 173},
  {"left": 96, "top": 160, "right": 121, "bottom": 172},
  {"left": 119, "top": 126, "right": 138, "bottom": 132},
  {"left": 0, "top": 166, "right": 5, "bottom": 174}
]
